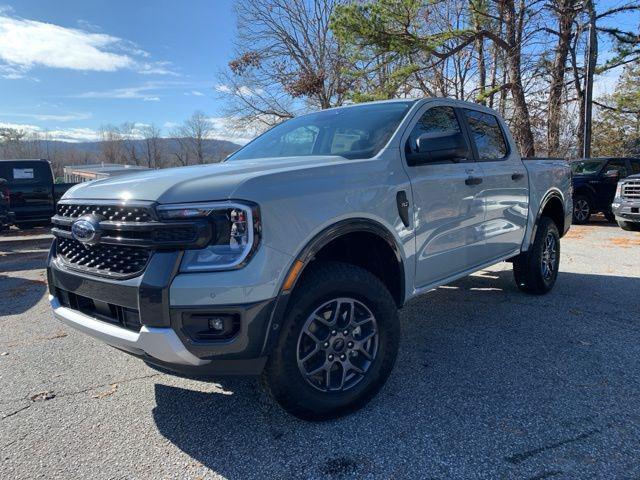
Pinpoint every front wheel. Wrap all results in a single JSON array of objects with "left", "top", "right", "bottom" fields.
[
  {"left": 513, "top": 216, "right": 560, "bottom": 294},
  {"left": 604, "top": 210, "right": 616, "bottom": 223},
  {"left": 617, "top": 220, "right": 640, "bottom": 232},
  {"left": 262, "top": 262, "right": 400, "bottom": 420},
  {"left": 572, "top": 195, "right": 591, "bottom": 224}
]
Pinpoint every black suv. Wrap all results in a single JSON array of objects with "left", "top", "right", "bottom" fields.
[{"left": 571, "top": 157, "right": 640, "bottom": 224}]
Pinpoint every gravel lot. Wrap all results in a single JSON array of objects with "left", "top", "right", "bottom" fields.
[{"left": 1, "top": 220, "right": 639, "bottom": 479}]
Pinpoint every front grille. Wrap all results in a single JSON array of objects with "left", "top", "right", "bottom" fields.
[
  {"left": 57, "top": 237, "right": 150, "bottom": 277},
  {"left": 56, "top": 288, "right": 141, "bottom": 331},
  {"left": 622, "top": 180, "right": 640, "bottom": 199},
  {"left": 57, "top": 203, "right": 153, "bottom": 222},
  {"left": 52, "top": 201, "right": 210, "bottom": 279}
]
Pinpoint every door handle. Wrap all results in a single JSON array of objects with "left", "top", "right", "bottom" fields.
[
  {"left": 511, "top": 172, "right": 525, "bottom": 181},
  {"left": 465, "top": 176, "right": 483, "bottom": 186}
]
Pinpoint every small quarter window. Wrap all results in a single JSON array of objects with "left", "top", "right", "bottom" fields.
[{"left": 464, "top": 109, "right": 508, "bottom": 160}]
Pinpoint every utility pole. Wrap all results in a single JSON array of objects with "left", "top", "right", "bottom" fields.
[{"left": 582, "top": 1, "right": 597, "bottom": 158}]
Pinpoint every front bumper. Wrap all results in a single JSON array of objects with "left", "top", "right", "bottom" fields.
[
  {"left": 50, "top": 295, "right": 207, "bottom": 366},
  {"left": 612, "top": 199, "right": 640, "bottom": 222},
  {"left": 47, "top": 242, "right": 277, "bottom": 375}
]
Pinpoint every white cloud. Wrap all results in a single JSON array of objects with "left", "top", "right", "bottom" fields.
[
  {"left": 0, "top": 12, "right": 176, "bottom": 78},
  {"left": 0, "top": 117, "right": 257, "bottom": 145},
  {"left": 74, "top": 82, "right": 171, "bottom": 101},
  {"left": 138, "top": 61, "right": 177, "bottom": 76},
  {"left": 191, "top": 90, "right": 205, "bottom": 96},
  {"left": 206, "top": 116, "right": 259, "bottom": 145},
  {"left": 215, "top": 84, "right": 263, "bottom": 97},
  {"left": 593, "top": 66, "right": 623, "bottom": 99},
  {"left": 0, "top": 121, "right": 100, "bottom": 142},
  {"left": 1, "top": 111, "right": 92, "bottom": 122},
  {"left": 48, "top": 127, "right": 101, "bottom": 142}
]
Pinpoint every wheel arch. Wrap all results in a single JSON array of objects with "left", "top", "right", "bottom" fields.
[
  {"left": 528, "top": 189, "right": 566, "bottom": 249},
  {"left": 573, "top": 184, "right": 596, "bottom": 205},
  {"left": 260, "top": 218, "right": 406, "bottom": 355}
]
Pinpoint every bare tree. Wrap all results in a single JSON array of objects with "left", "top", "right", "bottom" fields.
[
  {"left": 220, "top": 0, "right": 351, "bottom": 128},
  {"left": 100, "top": 126, "right": 123, "bottom": 164},
  {"left": 178, "top": 111, "right": 214, "bottom": 164},
  {"left": 120, "top": 122, "right": 142, "bottom": 166},
  {"left": 140, "top": 124, "right": 163, "bottom": 169}
]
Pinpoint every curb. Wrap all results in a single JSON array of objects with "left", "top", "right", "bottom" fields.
[{"left": 0, "top": 235, "right": 53, "bottom": 251}]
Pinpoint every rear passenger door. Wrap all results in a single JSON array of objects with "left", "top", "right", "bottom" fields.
[{"left": 462, "top": 109, "right": 529, "bottom": 261}]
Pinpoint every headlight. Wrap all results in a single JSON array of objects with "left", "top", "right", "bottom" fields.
[
  {"left": 157, "top": 201, "right": 260, "bottom": 272},
  {"left": 614, "top": 182, "right": 623, "bottom": 198}
]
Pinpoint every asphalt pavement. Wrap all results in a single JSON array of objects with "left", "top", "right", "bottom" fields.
[{"left": 1, "top": 219, "right": 639, "bottom": 479}]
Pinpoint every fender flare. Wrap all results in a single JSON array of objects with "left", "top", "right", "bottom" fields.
[
  {"left": 260, "top": 218, "right": 405, "bottom": 355},
  {"left": 528, "top": 188, "right": 565, "bottom": 249}
]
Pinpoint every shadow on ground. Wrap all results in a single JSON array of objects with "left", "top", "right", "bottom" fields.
[{"left": 152, "top": 269, "right": 640, "bottom": 479}]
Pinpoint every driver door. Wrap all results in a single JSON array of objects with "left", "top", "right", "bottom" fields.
[{"left": 401, "top": 103, "right": 486, "bottom": 290}]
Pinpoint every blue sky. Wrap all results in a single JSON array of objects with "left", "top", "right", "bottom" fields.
[
  {"left": 0, "top": 0, "right": 637, "bottom": 144},
  {"left": 0, "top": 0, "right": 244, "bottom": 142}
]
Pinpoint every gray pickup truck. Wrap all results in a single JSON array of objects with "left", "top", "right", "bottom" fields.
[
  {"left": 47, "top": 99, "right": 572, "bottom": 419},
  {"left": 612, "top": 173, "right": 640, "bottom": 231}
]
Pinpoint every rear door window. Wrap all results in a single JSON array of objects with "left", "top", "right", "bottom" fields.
[
  {"left": 605, "top": 159, "right": 629, "bottom": 178},
  {"left": 0, "top": 162, "right": 52, "bottom": 185},
  {"left": 463, "top": 110, "right": 508, "bottom": 160}
]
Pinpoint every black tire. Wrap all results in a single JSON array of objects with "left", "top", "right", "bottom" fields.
[
  {"left": 604, "top": 210, "right": 616, "bottom": 223},
  {"left": 572, "top": 194, "right": 591, "bottom": 224},
  {"left": 617, "top": 220, "right": 640, "bottom": 232},
  {"left": 262, "top": 261, "right": 400, "bottom": 421},
  {"left": 513, "top": 216, "right": 560, "bottom": 294}
]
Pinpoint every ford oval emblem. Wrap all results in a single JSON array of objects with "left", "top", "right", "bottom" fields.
[{"left": 71, "top": 216, "right": 101, "bottom": 245}]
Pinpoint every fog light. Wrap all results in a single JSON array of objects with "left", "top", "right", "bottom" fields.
[
  {"left": 182, "top": 312, "right": 240, "bottom": 342},
  {"left": 208, "top": 317, "right": 225, "bottom": 331}
]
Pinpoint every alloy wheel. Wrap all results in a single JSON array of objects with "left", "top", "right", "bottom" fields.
[
  {"left": 574, "top": 199, "right": 590, "bottom": 222},
  {"left": 296, "top": 297, "right": 379, "bottom": 392},
  {"left": 541, "top": 232, "right": 557, "bottom": 281}
]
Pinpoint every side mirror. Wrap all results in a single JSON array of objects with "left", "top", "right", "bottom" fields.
[
  {"left": 408, "top": 131, "right": 469, "bottom": 166},
  {"left": 604, "top": 169, "right": 620, "bottom": 179},
  {"left": 0, "top": 178, "right": 7, "bottom": 186}
]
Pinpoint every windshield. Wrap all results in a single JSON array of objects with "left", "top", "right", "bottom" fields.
[
  {"left": 571, "top": 160, "right": 604, "bottom": 175},
  {"left": 228, "top": 102, "right": 414, "bottom": 161}
]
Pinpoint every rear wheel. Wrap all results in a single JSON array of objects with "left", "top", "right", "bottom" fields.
[
  {"left": 572, "top": 195, "right": 591, "bottom": 224},
  {"left": 262, "top": 262, "right": 400, "bottom": 420},
  {"left": 513, "top": 216, "right": 560, "bottom": 294},
  {"left": 617, "top": 220, "right": 640, "bottom": 232}
]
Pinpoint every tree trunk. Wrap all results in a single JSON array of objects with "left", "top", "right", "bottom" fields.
[
  {"left": 502, "top": 0, "right": 535, "bottom": 157},
  {"left": 547, "top": 0, "right": 578, "bottom": 156},
  {"left": 476, "top": 36, "right": 487, "bottom": 105}
]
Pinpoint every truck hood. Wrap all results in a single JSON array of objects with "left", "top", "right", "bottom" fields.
[{"left": 63, "top": 156, "right": 351, "bottom": 204}]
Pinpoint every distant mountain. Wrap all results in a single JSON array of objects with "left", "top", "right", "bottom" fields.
[{"left": 46, "top": 137, "right": 243, "bottom": 157}]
